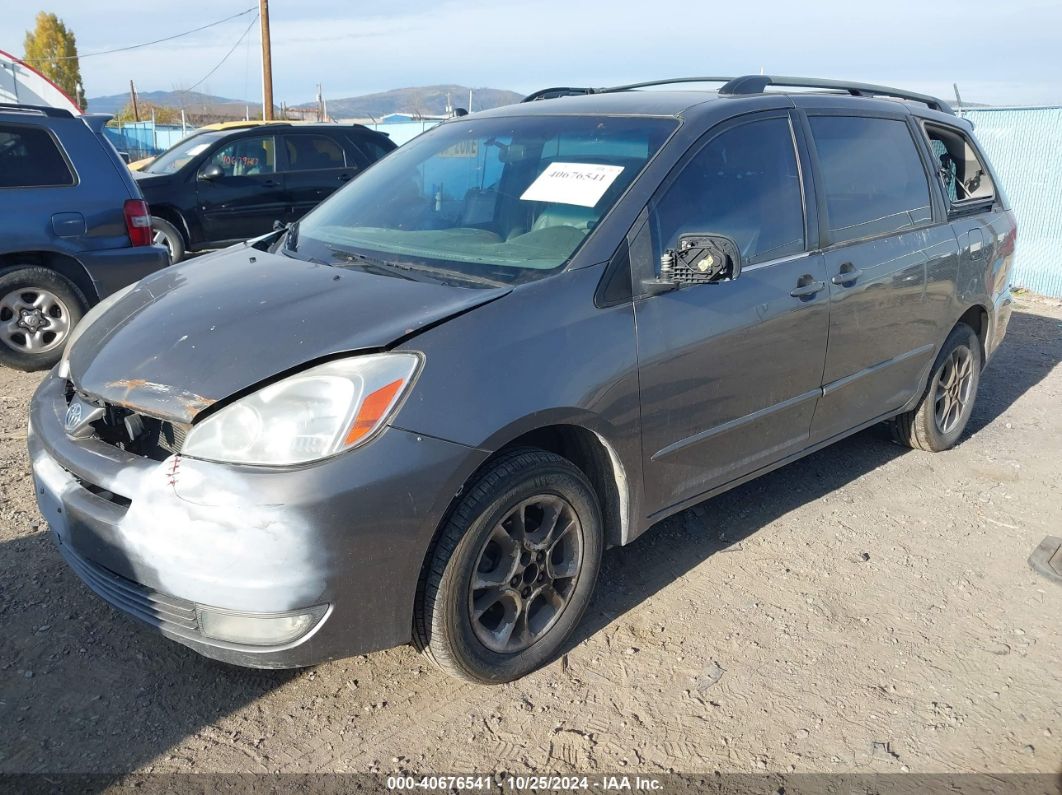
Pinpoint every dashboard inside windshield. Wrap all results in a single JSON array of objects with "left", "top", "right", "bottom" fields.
[{"left": 291, "top": 115, "right": 677, "bottom": 284}]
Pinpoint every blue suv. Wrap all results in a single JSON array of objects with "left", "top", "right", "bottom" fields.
[{"left": 0, "top": 103, "right": 168, "bottom": 371}]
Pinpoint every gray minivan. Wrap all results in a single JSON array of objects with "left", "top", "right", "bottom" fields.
[{"left": 29, "top": 77, "right": 1016, "bottom": 683}]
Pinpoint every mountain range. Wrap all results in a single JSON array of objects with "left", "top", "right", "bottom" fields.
[
  {"left": 292, "top": 85, "right": 523, "bottom": 117},
  {"left": 85, "top": 90, "right": 244, "bottom": 115},
  {"left": 86, "top": 85, "right": 523, "bottom": 119}
]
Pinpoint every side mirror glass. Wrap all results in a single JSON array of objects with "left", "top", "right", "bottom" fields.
[
  {"left": 198, "top": 164, "right": 224, "bottom": 181},
  {"left": 663, "top": 234, "right": 742, "bottom": 285}
]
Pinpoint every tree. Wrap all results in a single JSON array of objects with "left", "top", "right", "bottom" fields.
[
  {"left": 23, "top": 12, "right": 85, "bottom": 111},
  {"left": 111, "top": 100, "right": 181, "bottom": 125}
]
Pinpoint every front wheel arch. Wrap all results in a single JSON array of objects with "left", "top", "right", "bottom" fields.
[{"left": 413, "top": 446, "right": 605, "bottom": 683}]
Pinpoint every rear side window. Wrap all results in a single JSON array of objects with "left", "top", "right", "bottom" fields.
[
  {"left": 650, "top": 117, "right": 806, "bottom": 265},
  {"left": 809, "top": 116, "right": 932, "bottom": 244},
  {"left": 351, "top": 135, "right": 392, "bottom": 161},
  {"left": 0, "top": 124, "right": 75, "bottom": 188},
  {"left": 284, "top": 134, "right": 346, "bottom": 171},
  {"left": 923, "top": 123, "right": 994, "bottom": 205}
]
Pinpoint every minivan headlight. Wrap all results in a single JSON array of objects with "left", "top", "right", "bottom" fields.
[{"left": 182, "top": 353, "right": 420, "bottom": 465}]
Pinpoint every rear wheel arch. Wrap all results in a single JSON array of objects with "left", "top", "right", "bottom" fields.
[
  {"left": 150, "top": 205, "right": 190, "bottom": 247},
  {"left": 955, "top": 304, "right": 990, "bottom": 368},
  {"left": 0, "top": 264, "right": 88, "bottom": 370},
  {"left": 0, "top": 251, "right": 98, "bottom": 305}
]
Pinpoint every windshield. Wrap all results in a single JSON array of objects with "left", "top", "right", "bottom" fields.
[
  {"left": 288, "top": 115, "right": 676, "bottom": 284},
  {"left": 144, "top": 131, "right": 226, "bottom": 174}
]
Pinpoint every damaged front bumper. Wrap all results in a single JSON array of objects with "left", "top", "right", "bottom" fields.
[{"left": 29, "top": 371, "right": 485, "bottom": 668}]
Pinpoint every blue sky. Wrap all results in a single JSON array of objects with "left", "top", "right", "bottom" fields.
[{"left": 2, "top": 0, "right": 1061, "bottom": 106}]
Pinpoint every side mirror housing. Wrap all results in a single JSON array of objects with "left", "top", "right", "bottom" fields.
[
  {"left": 641, "top": 234, "right": 741, "bottom": 295},
  {"left": 663, "top": 234, "right": 742, "bottom": 286},
  {"left": 198, "top": 164, "right": 224, "bottom": 181}
]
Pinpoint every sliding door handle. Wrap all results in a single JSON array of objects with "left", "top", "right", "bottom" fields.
[
  {"left": 831, "top": 263, "right": 863, "bottom": 286},
  {"left": 790, "top": 280, "right": 826, "bottom": 299}
]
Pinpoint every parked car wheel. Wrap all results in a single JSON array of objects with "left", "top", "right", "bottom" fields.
[
  {"left": 415, "top": 448, "right": 603, "bottom": 684},
  {"left": 0, "top": 266, "right": 87, "bottom": 371},
  {"left": 891, "top": 322, "right": 982, "bottom": 452},
  {"left": 151, "top": 217, "right": 185, "bottom": 263}
]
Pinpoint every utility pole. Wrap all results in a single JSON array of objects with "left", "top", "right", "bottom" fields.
[
  {"left": 129, "top": 79, "right": 140, "bottom": 122},
  {"left": 260, "top": 0, "right": 274, "bottom": 120}
]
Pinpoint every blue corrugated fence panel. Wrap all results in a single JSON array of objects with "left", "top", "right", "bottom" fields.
[{"left": 964, "top": 107, "right": 1062, "bottom": 297}]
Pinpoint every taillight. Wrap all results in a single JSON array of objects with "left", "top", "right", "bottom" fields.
[
  {"left": 123, "top": 199, "right": 152, "bottom": 246},
  {"left": 1000, "top": 211, "right": 1018, "bottom": 258}
]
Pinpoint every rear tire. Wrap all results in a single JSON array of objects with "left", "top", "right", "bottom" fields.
[
  {"left": 891, "top": 323, "right": 982, "bottom": 452},
  {"left": 151, "top": 216, "right": 185, "bottom": 263},
  {"left": 0, "top": 266, "right": 87, "bottom": 372},
  {"left": 414, "top": 448, "right": 603, "bottom": 684}
]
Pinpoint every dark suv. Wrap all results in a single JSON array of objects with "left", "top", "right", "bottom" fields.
[
  {"left": 0, "top": 103, "right": 167, "bottom": 371},
  {"left": 132, "top": 123, "right": 395, "bottom": 261},
  {"left": 30, "top": 77, "right": 1016, "bottom": 683}
]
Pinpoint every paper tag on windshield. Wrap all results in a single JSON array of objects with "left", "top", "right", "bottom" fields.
[{"left": 520, "top": 162, "right": 625, "bottom": 208}]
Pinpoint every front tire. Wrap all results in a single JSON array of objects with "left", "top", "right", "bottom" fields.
[
  {"left": 891, "top": 322, "right": 982, "bottom": 451},
  {"left": 151, "top": 216, "right": 186, "bottom": 263},
  {"left": 415, "top": 448, "right": 603, "bottom": 684},
  {"left": 0, "top": 266, "right": 87, "bottom": 371}
]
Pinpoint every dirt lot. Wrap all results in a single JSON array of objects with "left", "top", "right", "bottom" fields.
[{"left": 1, "top": 299, "right": 1059, "bottom": 780}]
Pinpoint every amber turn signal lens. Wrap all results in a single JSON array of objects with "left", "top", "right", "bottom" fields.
[{"left": 344, "top": 378, "right": 406, "bottom": 446}]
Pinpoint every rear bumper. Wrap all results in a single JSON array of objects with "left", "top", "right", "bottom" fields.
[
  {"left": 80, "top": 244, "right": 169, "bottom": 299},
  {"left": 29, "top": 371, "right": 487, "bottom": 668}
]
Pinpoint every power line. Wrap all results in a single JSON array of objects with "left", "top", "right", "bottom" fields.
[
  {"left": 180, "top": 13, "right": 260, "bottom": 94},
  {"left": 22, "top": 7, "right": 257, "bottom": 61}
]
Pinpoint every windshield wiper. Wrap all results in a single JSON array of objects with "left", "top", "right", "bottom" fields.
[
  {"left": 329, "top": 250, "right": 506, "bottom": 288},
  {"left": 331, "top": 251, "right": 419, "bottom": 282}
]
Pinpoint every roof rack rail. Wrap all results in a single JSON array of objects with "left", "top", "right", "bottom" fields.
[
  {"left": 718, "top": 75, "right": 954, "bottom": 114},
  {"left": 522, "top": 87, "right": 596, "bottom": 102},
  {"left": 602, "top": 76, "right": 735, "bottom": 93},
  {"left": 521, "top": 76, "right": 954, "bottom": 115},
  {"left": 523, "top": 78, "right": 735, "bottom": 102},
  {"left": 0, "top": 102, "right": 75, "bottom": 118}
]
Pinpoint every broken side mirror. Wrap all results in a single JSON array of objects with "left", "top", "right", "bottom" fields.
[{"left": 643, "top": 234, "right": 743, "bottom": 295}]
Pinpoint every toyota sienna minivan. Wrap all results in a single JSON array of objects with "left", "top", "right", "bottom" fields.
[{"left": 29, "top": 76, "right": 1016, "bottom": 683}]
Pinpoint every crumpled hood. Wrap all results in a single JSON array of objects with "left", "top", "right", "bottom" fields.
[{"left": 67, "top": 246, "right": 509, "bottom": 422}]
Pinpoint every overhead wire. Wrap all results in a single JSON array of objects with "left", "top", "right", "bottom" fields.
[
  {"left": 180, "top": 12, "right": 260, "bottom": 94},
  {"left": 21, "top": 7, "right": 258, "bottom": 61}
]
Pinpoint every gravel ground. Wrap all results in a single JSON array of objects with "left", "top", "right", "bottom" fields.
[{"left": 0, "top": 298, "right": 1059, "bottom": 780}]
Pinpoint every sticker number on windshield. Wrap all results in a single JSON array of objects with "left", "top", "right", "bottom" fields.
[{"left": 520, "top": 162, "right": 625, "bottom": 208}]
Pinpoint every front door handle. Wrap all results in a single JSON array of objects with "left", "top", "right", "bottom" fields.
[
  {"left": 790, "top": 279, "right": 826, "bottom": 299},
  {"left": 831, "top": 263, "right": 863, "bottom": 286},
  {"left": 262, "top": 179, "right": 280, "bottom": 188}
]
